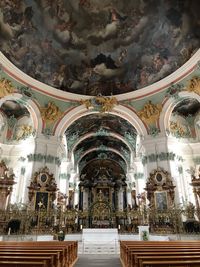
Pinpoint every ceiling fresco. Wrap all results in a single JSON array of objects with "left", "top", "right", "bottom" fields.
[
  {"left": 65, "top": 113, "right": 137, "bottom": 152},
  {"left": 0, "top": 100, "right": 29, "bottom": 118},
  {"left": 0, "top": 0, "right": 199, "bottom": 96},
  {"left": 173, "top": 99, "right": 200, "bottom": 117},
  {"left": 80, "top": 158, "right": 126, "bottom": 185},
  {"left": 78, "top": 150, "right": 127, "bottom": 174},
  {"left": 74, "top": 135, "right": 131, "bottom": 164}
]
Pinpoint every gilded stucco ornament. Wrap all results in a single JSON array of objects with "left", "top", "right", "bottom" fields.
[
  {"left": 137, "top": 100, "right": 162, "bottom": 125},
  {"left": 170, "top": 121, "right": 190, "bottom": 138},
  {"left": 15, "top": 125, "right": 34, "bottom": 141},
  {"left": 0, "top": 78, "right": 15, "bottom": 98},
  {"left": 80, "top": 96, "right": 118, "bottom": 113},
  {"left": 41, "top": 101, "right": 62, "bottom": 124},
  {"left": 186, "top": 76, "right": 200, "bottom": 95}
]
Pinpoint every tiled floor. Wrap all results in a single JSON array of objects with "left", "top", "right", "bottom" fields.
[{"left": 75, "top": 254, "right": 122, "bottom": 267}]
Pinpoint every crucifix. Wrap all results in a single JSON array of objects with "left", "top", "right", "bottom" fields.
[{"left": 38, "top": 201, "right": 43, "bottom": 209}]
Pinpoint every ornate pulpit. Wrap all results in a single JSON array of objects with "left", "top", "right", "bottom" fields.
[{"left": 0, "top": 160, "right": 16, "bottom": 210}]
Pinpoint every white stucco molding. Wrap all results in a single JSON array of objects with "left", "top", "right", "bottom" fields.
[
  {"left": 0, "top": 93, "right": 43, "bottom": 134},
  {"left": 0, "top": 49, "right": 199, "bottom": 101},
  {"left": 54, "top": 104, "right": 147, "bottom": 137}
]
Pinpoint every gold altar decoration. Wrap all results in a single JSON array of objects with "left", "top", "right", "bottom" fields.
[
  {"left": 145, "top": 168, "right": 175, "bottom": 210},
  {"left": 41, "top": 101, "right": 62, "bottom": 124},
  {"left": 15, "top": 125, "right": 34, "bottom": 141},
  {"left": 0, "top": 78, "right": 15, "bottom": 98},
  {"left": 28, "top": 166, "right": 57, "bottom": 212},
  {"left": 186, "top": 76, "right": 200, "bottom": 95},
  {"left": 190, "top": 171, "right": 200, "bottom": 220},
  {"left": 0, "top": 160, "right": 15, "bottom": 210},
  {"left": 80, "top": 96, "right": 118, "bottom": 113},
  {"left": 137, "top": 100, "right": 162, "bottom": 125}
]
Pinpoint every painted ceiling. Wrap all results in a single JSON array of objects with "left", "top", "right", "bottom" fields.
[
  {"left": 0, "top": 0, "right": 199, "bottom": 96},
  {"left": 0, "top": 100, "right": 29, "bottom": 118},
  {"left": 79, "top": 157, "right": 126, "bottom": 183}
]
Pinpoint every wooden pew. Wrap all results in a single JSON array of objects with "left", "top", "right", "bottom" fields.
[
  {"left": 0, "top": 261, "right": 47, "bottom": 267},
  {"left": 141, "top": 259, "right": 200, "bottom": 267},
  {"left": 0, "top": 241, "right": 78, "bottom": 267},
  {"left": 120, "top": 241, "right": 200, "bottom": 267}
]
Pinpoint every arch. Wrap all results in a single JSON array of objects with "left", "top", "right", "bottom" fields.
[
  {"left": 70, "top": 131, "right": 134, "bottom": 158},
  {"left": 0, "top": 93, "right": 43, "bottom": 134},
  {"left": 76, "top": 147, "right": 129, "bottom": 171},
  {"left": 159, "top": 92, "right": 200, "bottom": 134},
  {"left": 54, "top": 104, "right": 147, "bottom": 137}
]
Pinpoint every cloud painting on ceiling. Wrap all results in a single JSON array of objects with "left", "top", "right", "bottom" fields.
[{"left": 0, "top": 0, "right": 199, "bottom": 96}]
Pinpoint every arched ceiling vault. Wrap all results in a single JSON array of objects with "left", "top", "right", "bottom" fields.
[{"left": 65, "top": 112, "right": 137, "bottom": 173}]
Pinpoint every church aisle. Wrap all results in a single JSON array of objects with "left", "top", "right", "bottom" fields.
[{"left": 75, "top": 254, "right": 122, "bottom": 267}]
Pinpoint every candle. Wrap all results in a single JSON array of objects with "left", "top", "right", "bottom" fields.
[
  {"left": 80, "top": 225, "right": 82, "bottom": 230},
  {"left": 118, "top": 225, "right": 120, "bottom": 230},
  {"left": 8, "top": 227, "right": 11, "bottom": 235}
]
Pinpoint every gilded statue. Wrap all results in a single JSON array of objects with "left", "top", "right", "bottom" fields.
[
  {"left": 186, "top": 76, "right": 200, "bottom": 95},
  {"left": 80, "top": 96, "right": 118, "bottom": 113},
  {"left": 0, "top": 78, "right": 15, "bottom": 98},
  {"left": 137, "top": 100, "right": 162, "bottom": 125},
  {"left": 41, "top": 101, "right": 62, "bottom": 124},
  {"left": 15, "top": 125, "right": 33, "bottom": 141}
]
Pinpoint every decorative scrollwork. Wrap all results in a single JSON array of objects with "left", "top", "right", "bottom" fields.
[
  {"left": 41, "top": 101, "right": 62, "bottom": 124},
  {"left": 137, "top": 100, "right": 162, "bottom": 125},
  {"left": 186, "top": 76, "right": 200, "bottom": 95},
  {"left": 0, "top": 78, "right": 15, "bottom": 98},
  {"left": 80, "top": 96, "right": 118, "bottom": 113}
]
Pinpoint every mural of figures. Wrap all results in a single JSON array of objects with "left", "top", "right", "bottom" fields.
[{"left": 0, "top": 0, "right": 199, "bottom": 95}]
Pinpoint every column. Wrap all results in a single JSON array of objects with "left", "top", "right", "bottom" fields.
[{"left": 118, "top": 187, "right": 123, "bottom": 211}]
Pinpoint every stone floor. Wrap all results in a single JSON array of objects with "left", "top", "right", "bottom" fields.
[{"left": 75, "top": 254, "right": 122, "bottom": 267}]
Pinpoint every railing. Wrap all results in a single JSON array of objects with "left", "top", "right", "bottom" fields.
[{"left": 0, "top": 206, "right": 199, "bottom": 236}]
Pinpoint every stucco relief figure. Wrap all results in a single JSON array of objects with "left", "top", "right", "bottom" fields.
[
  {"left": 187, "top": 76, "right": 200, "bottom": 95},
  {"left": 0, "top": 78, "right": 15, "bottom": 98},
  {"left": 15, "top": 125, "right": 33, "bottom": 141},
  {"left": 137, "top": 100, "right": 162, "bottom": 125},
  {"left": 41, "top": 101, "right": 62, "bottom": 124},
  {"left": 185, "top": 202, "right": 195, "bottom": 220}
]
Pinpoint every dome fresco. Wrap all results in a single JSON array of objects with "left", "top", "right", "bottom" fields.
[{"left": 0, "top": 0, "right": 199, "bottom": 96}]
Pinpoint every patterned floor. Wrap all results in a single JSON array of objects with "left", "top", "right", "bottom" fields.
[{"left": 75, "top": 254, "right": 122, "bottom": 267}]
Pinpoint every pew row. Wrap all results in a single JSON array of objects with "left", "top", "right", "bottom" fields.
[{"left": 120, "top": 240, "right": 200, "bottom": 267}]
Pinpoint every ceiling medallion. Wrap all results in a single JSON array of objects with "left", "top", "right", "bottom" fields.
[
  {"left": 137, "top": 100, "right": 162, "bottom": 125},
  {"left": 41, "top": 101, "right": 62, "bottom": 124},
  {"left": 0, "top": 78, "right": 15, "bottom": 98},
  {"left": 187, "top": 76, "right": 200, "bottom": 95},
  {"left": 80, "top": 96, "right": 118, "bottom": 113}
]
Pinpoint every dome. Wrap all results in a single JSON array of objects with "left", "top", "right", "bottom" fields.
[{"left": 0, "top": 0, "right": 199, "bottom": 96}]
